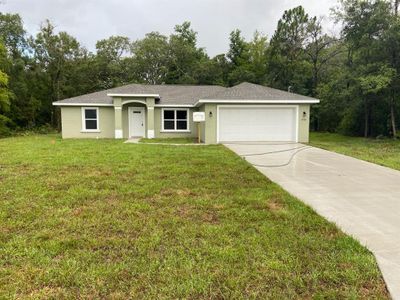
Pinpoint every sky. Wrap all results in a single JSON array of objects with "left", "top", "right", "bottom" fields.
[{"left": 1, "top": 0, "right": 339, "bottom": 56}]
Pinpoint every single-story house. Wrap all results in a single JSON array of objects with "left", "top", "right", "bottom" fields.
[{"left": 53, "top": 82, "right": 319, "bottom": 144}]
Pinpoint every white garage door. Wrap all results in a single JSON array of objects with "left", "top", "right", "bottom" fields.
[{"left": 218, "top": 106, "right": 297, "bottom": 142}]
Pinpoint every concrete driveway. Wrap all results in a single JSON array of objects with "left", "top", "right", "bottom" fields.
[{"left": 225, "top": 142, "right": 400, "bottom": 299}]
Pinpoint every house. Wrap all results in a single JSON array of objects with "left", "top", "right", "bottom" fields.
[{"left": 52, "top": 82, "right": 319, "bottom": 144}]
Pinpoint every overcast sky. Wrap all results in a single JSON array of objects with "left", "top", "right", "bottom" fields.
[{"left": 1, "top": 0, "right": 339, "bottom": 56}]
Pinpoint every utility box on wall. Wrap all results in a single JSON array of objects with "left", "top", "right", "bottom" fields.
[
  {"left": 193, "top": 112, "right": 206, "bottom": 123},
  {"left": 193, "top": 112, "right": 206, "bottom": 143}
]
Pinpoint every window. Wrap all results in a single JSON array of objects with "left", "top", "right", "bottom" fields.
[
  {"left": 82, "top": 107, "right": 99, "bottom": 131},
  {"left": 162, "top": 109, "right": 189, "bottom": 131}
]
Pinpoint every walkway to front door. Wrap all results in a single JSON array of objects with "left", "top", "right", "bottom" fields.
[{"left": 128, "top": 107, "right": 145, "bottom": 138}]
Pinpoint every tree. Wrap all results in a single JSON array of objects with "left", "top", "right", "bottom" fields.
[
  {"left": 30, "top": 20, "right": 83, "bottom": 127},
  {"left": 0, "top": 13, "right": 26, "bottom": 58},
  {"left": 0, "top": 42, "right": 12, "bottom": 135},
  {"left": 384, "top": 1, "right": 400, "bottom": 137},
  {"left": 268, "top": 6, "right": 311, "bottom": 93},
  {"left": 336, "top": 0, "right": 393, "bottom": 137},
  {"left": 95, "top": 35, "right": 131, "bottom": 89},
  {"left": 304, "top": 17, "right": 342, "bottom": 96},
  {"left": 226, "top": 29, "right": 254, "bottom": 85},
  {"left": 131, "top": 32, "right": 169, "bottom": 84},
  {"left": 227, "top": 29, "right": 249, "bottom": 67},
  {"left": 166, "top": 21, "right": 207, "bottom": 84},
  {"left": 0, "top": 12, "right": 35, "bottom": 129}
]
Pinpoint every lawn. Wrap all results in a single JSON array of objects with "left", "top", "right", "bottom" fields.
[
  {"left": 310, "top": 132, "right": 400, "bottom": 171},
  {"left": 0, "top": 135, "right": 388, "bottom": 299},
  {"left": 139, "top": 137, "right": 197, "bottom": 144}
]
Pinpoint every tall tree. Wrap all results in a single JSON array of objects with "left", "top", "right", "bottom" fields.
[
  {"left": 385, "top": 0, "right": 400, "bottom": 137},
  {"left": 166, "top": 21, "right": 207, "bottom": 84},
  {"left": 336, "top": 0, "right": 393, "bottom": 137},
  {"left": 131, "top": 32, "right": 169, "bottom": 84},
  {"left": 268, "top": 6, "right": 311, "bottom": 93},
  {"left": 226, "top": 29, "right": 254, "bottom": 85},
  {"left": 0, "top": 13, "right": 26, "bottom": 58},
  {"left": 304, "top": 17, "right": 342, "bottom": 96},
  {"left": 30, "top": 20, "right": 83, "bottom": 127},
  {"left": 0, "top": 42, "right": 12, "bottom": 135},
  {"left": 95, "top": 35, "right": 131, "bottom": 89}
]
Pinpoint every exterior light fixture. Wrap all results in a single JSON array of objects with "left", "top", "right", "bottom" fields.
[
  {"left": 209, "top": 111, "right": 213, "bottom": 117},
  {"left": 303, "top": 111, "right": 307, "bottom": 118}
]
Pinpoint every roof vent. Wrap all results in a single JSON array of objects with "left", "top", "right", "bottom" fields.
[{"left": 288, "top": 86, "right": 293, "bottom": 93}]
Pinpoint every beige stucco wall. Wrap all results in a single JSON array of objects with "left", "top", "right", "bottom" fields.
[
  {"left": 199, "top": 103, "right": 312, "bottom": 144},
  {"left": 60, "top": 103, "right": 312, "bottom": 142},
  {"left": 201, "top": 104, "right": 218, "bottom": 144},
  {"left": 60, "top": 106, "right": 115, "bottom": 138},
  {"left": 154, "top": 107, "right": 198, "bottom": 138},
  {"left": 298, "top": 104, "right": 310, "bottom": 143}
]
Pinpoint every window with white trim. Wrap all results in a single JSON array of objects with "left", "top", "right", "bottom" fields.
[
  {"left": 82, "top": 107, "right": 99, "bottom": 131},
  {"left": 162, "top": 109, "right": 189, "bottom": 131}
]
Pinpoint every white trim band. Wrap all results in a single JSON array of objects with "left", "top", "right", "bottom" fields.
[
  {"left": 154, "top": 104, "right": 195, "bottom": 108},
  {"left": 53, "top": 103, "right": 113, "bottom": 107},
  {"left": 195, "top": 99, "right": 320, "bottom": 106},
  {"left": 107, "top": 93, "right": 159, "bottom": 98}
]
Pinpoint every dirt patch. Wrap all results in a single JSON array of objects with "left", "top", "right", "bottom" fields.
[{"left": 267, "top": 200, "right": 284, "bottom": 212}]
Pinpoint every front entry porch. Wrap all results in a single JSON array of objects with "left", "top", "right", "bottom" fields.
[{"left": 113, "top": 96, "right": 155, "bottom": 139}]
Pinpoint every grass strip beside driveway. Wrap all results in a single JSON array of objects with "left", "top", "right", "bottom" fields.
[{"left": 310, "top": 132, "right": 400, "bottom": 171}]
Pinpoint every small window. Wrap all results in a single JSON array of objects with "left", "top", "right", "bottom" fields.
[
  {"left": 162, "top": 109, "right": 189, "bottom": 131},
  {"left": 82, "top": 107, "right": 99, "bottom": 131}
]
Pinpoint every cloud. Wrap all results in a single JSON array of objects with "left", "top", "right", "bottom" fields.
[{"left": 1, "top": 0, "right": 338, "bottom": 56}]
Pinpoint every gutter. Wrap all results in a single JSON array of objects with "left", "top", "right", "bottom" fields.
[
  {"left": 52, "top": 102, "right": 113, "bottom": 107},
  {"left": 194, "top": 99, "right": 320, "bottom": 107}
]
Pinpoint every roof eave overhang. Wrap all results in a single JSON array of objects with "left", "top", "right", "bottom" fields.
[
  {"left": 107, "top": 93, "right": 160, "bottom": 98},
  {"left": 52, "top": 102, "right": 113, "bottom": 107},
  {"left": 154, "top": 104, "right": 195, "bottom": 108},
  {"left": 194, "top": 99, "right": 320, "bottom": 107}
]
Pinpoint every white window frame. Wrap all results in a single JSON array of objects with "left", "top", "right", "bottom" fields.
[
  {"left": 81, "top": 107, "right": 100, "bottom": 132},
  {"left": 161, "top": 108, "right": 190, "bottom": 132}
]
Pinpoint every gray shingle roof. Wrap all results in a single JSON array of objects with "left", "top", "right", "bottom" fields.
[
  {"left": 53, "top": 82, "right": 318, "bottom": 106},
  {"left": 53, "top": 84, "right": 226, "bottom": 105},
  {"left": 202, "top": 82, "right": 317, "bottom": 101}
]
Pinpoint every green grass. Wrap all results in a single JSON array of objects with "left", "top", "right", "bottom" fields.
[
  {"left": 0, "top": 135, "right": 388, "bottom": 299},
  {"left": 139, "top": 137, "right": 197, "bottom": 144},
  {"left": 310, "top": 132, "right": 400, "bottom": 171}
]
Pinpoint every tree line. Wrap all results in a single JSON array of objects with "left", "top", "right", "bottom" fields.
[{"left": 0, "top": 0, "right": 399, "bottom": 138}]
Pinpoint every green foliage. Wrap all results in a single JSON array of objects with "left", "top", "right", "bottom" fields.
[
  {"left": 131, "top": 32, "right": 169, "bottom": 84},
  {"left": 358, "top": 65, "right": 395, "bottom": 95},
  {"left": 0, "top": 13, "right": 26, "bottom": 57},
  {"left": 330, "top": 0, "right": 398, "bottom": 137},
  {"left": 0, "top": 4, "right": 399, "bottom": 138},
  {"left": 95, "top": 36, "right": 131, "bottom": 88},
  {"left": 267, "top": 6, "right": 313, "bottom": 93},
  {"left": 0, "top": 42, "right": 12, "bottom": 135}
]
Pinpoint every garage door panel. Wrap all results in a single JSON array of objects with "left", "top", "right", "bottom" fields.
[{"left": 218, "top": 106, "right": 297, "bottom": 142}]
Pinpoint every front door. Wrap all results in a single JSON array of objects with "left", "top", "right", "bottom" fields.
[{"left": 129, "top": 107, "right": 145, "bottom": 138}]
